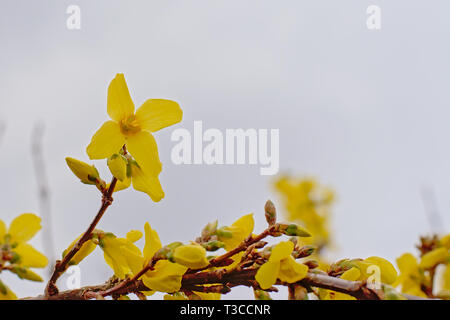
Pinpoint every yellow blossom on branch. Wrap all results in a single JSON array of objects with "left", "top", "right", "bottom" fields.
[{"left": 86, "top": 73, "right": 183, "bottom": 201}]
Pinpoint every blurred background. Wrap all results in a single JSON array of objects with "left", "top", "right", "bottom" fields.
[{"left": 1, "top": 0, "right": 450, "bottom": 299}]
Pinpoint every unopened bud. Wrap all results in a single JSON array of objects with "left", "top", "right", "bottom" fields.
[
  {"left": 66, "top": 157, "right": 100, "bottom": 185},
  {"left": 304, "top": 260, "right": 319, "bottom": 269},
  {"left": 293, "top": 245, "right": 316, "bottom": 259},
  {"left": 264, "top": 200, "right": 277, "bottom": 226},
  {"left": 107, "top": 154, "right": 128, "bottom": 182},
  {"left": 201, "top": 240, "right": 225, "bottom": 251},
  {"left": 201, "top": 220, "right": 218, "bottom": 238},
  {"left": 279, "top": 224, "right": 311, "bottom": 237}
]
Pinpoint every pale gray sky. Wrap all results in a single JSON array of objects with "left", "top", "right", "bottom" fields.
[{"left": 1, "top": 0, "right": 449, "bottom": 299}]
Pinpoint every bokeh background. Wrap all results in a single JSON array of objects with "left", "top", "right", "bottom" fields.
[{"left": 1, "top": 0, "right": 450, "bottom": 299}]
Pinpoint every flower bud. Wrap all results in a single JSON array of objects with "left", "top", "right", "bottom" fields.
[
  {"left": 66, "top": 157, "right": 100, "bottom": 185},
  {"left": 264, "top": 200, "right": 277, "bottom": 226},
  {"left": 201, "top": 240, "right": 225, "bottom": 252},
  {"left": 107, "top": 154, "right": 128, "bottom": 181},
  {"left": 201, "top": 220, "right": 218, "bottom": 238},
  {"left": 11, "top": 267, "right": 43, "bottom": 282},
  {"left": 278, "top": 224, "right": 311, "bottom": 237}
]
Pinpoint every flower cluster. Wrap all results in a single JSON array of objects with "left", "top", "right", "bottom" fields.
[
  {"left": 395, "top": 235, "right": 450, "bottom": 299},
  {"left": 1, "top": 74, "right": 449, "bottom": 301},
  {"left": 274, "top": 176, "right": 334, "bottom": 250},
  {"left": 0, "top": 214, "right": 48, "bottom": 299}
]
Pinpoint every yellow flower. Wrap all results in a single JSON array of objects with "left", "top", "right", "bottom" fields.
[
  {"left": 441, "top": 234, "right": 450, "bottom": 249},
  {"left": 355, "top": 256, "right": 398, "bottom": 285},
  {"left": 173, "top": 244, "right": 209, "bottom": 269},
  {"left": 255, "top": 241, "right": 308, "bottom": 290},
  {"left": 0, "top": 214, "right": 48, "bottom": 269},
  {"left": 274, "top": 176, "right": 333, "bottom": 248},
  {"left": 217, "top": 214, "right": 254, "bottom": 251},
  {"left": 100, "top": 232, "right": 143, "bottom": 279},
  {"left": 107, "top": 159, "right": 165, "bottom": 202},
  {"left": 395, "top": 253, "right": 427, "bottom": 298},
  {"left": 86, "top": 74, "right": 182, "bottom": 199},
  {"left": 62, "top": 234, "right": 97, "bottom": 266},
  {"left": 99, "top": 223, "right": 188, "bottom": 293},
  {"left": 419, "top": 247, "right": 449, "bottom": 269}
]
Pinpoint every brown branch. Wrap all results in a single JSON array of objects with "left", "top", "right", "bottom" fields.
[
  {"left": 27, "top": 269, "right": 422, "bottom": 300},
  {"left": 44, "top": 177, "right": 118, "bottom": 296}
]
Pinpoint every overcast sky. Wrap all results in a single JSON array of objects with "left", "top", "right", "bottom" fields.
[{"left": 1, "top": 0, "right": 450, "bottom": 299}]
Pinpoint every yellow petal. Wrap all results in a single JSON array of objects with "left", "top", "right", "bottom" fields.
[
  {"left": 87, "top": 121, "right": 125, "bottom": 160},
  {"left": 278, "top": 256, "right": 308, "bottom": 283},
  {"left": 13, "top": 244, "right": 48, "bottom": 268},
  {"left": 131, "top": 164, "right": 165, "bottom": 202},
  {"left": 269, "top": 241, "right": 294, "bottom": 263},
  {"left": 63, "top": 236, "right": 97, "bottom": 266},
  {"left": 194, "top": 292, "right": 221, "bottom": 300},
  {"left": 419, "top": 247, "right": 449, "bottom": 269},
  {"left": 143, "top": 222, "right": 162, "bottom": 261},
  {"left": 126, "top": 131, "right": 162, "bottom": 176},
  {"left": 126, "top": 230, "right": 143, "bottom": 243},
  {"left": 8, "top": 213, "right": 41, "bottom": 244},
  {"left": 0, "top": 219, "right": 6, "bottom": 243},
  {"left": 135, "top": 99, "right": 182, "bottom": 132},
  {"left": 66, "top": 157, "right": 100, "bottom": 184},
  {"left": 341, "top": 267, "right": 361, "bottom": 281},
  {"left": 142, "top": 260, "right": 188, "bottom": 293},
  {"left": 364, "top": 256, "right": 398, "bottom": 284},
  {"left": 102, "top": 237, "right": 130, "bottom": 279},
  {"left": 255, "top": 261, "right": 280, "bottom": 290},
  {"left": 111, "top": 175, "right": 132, "bottom": 192},
  {"left": 107, "top": 74, "right": 135, "bottom": 122},
  {"left": 107, "top": 154, "right": 128, "bottom": 181},
  {"left": 397, "top": 253, "right": 418, "bottom": 274},
  {"left": 173, "top": 245, "right": 209, "bottom": 269},
  {"left": 441, "top": 235, "right": 450, "bottom": 249},
  {"left": 219, "top": 214, "right": 254, "bottom": 251}
]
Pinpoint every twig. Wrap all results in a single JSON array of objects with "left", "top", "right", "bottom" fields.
[
  {"left": 44, "top": 177, "right": 118, "bottom": 296},
  {"left": 26, "top": 269, "right": 430, "bottom": 300}
]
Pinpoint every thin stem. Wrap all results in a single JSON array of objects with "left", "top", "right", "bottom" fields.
[{"left": 45, "top": 177, "right": 118, "bottom": 296}]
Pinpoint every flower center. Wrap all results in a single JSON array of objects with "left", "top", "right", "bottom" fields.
[{"left": 119, "top": 115, "right": 141, "bottom": 136}]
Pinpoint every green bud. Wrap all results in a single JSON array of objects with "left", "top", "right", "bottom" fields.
[
  {"left": 279, "top": 224, "right": 311, "bottom": 237},
  {"left": 201, "top": 240, "right": 225, "bottom": 251},
  {"left": 11, "top": 267, "right": 43, "bottom": 282},
  {"left": 254, "top": 289, "right": 272, "bottom": 300},
  {"left": 201, "top": 220, "right": 218, "bottom": 238},
  {"left": 216, "top": 228, "right": 233, "bottom": 239}
]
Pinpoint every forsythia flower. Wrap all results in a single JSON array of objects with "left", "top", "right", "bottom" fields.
[
  {"left": 107, "top": 157, "right": 167, "bottom": 202},
  {"left": 86, "top": 73, "right": 183, "bottom": 201},
  {"left": 274, "top": 176, "right": 333, "bottom": 249},
  {"left": 0, "top": 214, "right": 48, "bottom": 300},
  {"left": 395, "top": 253, "right": 427, "bottom": 298},
  {"left": 255, "top": 241, "right": 308, "bottom": 290},
  {"left": 99, "top": 223, "right": 189, "bottom": 294},
  {"left": 217, "top": 214, "right": 254, "bottom": 251},
  {"left": 173, "top": 244, "right": 210, "bottom": 269},
  {"left": 419, "top": 247, "right": 449, "bottom": 269}
]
